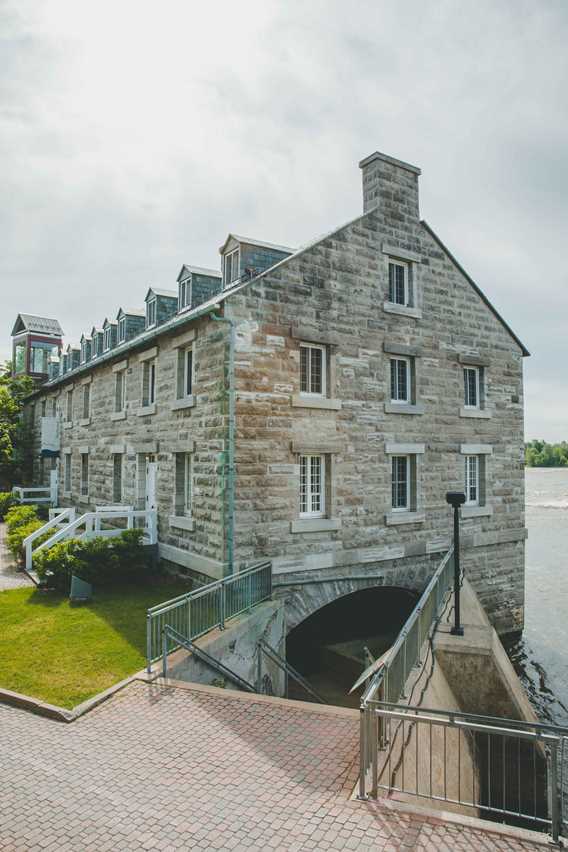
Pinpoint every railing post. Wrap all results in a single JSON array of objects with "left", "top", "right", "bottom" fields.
[
  {"left": 359, "top": 706, "right": 368, "bottom": 800},
  {"left": 219, "top": 581, "right": 225, "bottom": 630},
  {"left": 162, "top": 628, "right": 168, "bottom": 679},
  {"left": 146, "top": 612, "right": 153, "bottom": 674},
  {"left": 548, "top": 740, "right": 561, "bottom": 845}
]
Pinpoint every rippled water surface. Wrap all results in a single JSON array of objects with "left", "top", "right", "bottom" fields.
[{"left": 506, "top": 468, "right": 568, "bottom": 727}]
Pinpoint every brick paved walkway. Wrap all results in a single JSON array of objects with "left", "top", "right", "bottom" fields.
[
  {"left": 0, "top": 681, "right": 548, "bottom": 851},
  {"left": 0, "top": 523, "right": 32, "bottom": 590}
]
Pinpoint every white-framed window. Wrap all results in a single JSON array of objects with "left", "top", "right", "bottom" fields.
[
  {"left": 179, "top": 277, "right": 192, "bottom": 311},
  {"left": 41, "top": 399, "right": 46, "bottom": 418},
  {"left": 80, "top": 453, "right": 89, "bottom": 497},
  {"left": 176, "top": 346, "right": 194, "bottom": 399},
  {"left": 64, "top": 454, "right": 72, "bottom": 493},
  {"left": 300, "top": 343, "right": 326, "bottom": 397},
  {"left": 118, "top": 317, "right": 126, "bottom": 343},
  {"left": 299, "top": 454, "right": 325, "bottom": 518},
  {"left": 464, "top": 366, "right": 481, "bottom": 409},
  {"left": 103, "top": 327, "right": 112, "bottom": 352},
  {"left": 223, "top": 249, "right": 240, "bottom": 288},
  {"left": 391, "top": 455, "right": 411, "bottom": 511},
  {"left": 146, "top": 298, "right": 157, "bottom": 329},
  {"left": 66, "top": 389, "right": 73, "bottom": 422},
  {"left": 80, "top": 340, "right": 88, "bottom": 364},
  {"left": 388, "top": 260, "right": 410, "bottom": 306},
  {"left": 390, "top": 357, "right": 411, "bottom": 403},
  {"left": 175, "top": 452, "right": 192, "bottom": 516},
  {"left": 115, "top": 370, "right": 126, "bottom": 412},
  {"left": 112, "top": 454, "right": 123, "bottom": 503},
  {"left": 142, "top": 359, "right": 156, "bottom": 406},
  {"left": 464, "top": 455, "right": 480, "bottom": 505},
  {"left": 82, "top": 384, "right": 91, "bottom": 419}
]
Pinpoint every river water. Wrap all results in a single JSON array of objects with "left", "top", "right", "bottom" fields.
[{"left": 505, "top": 468, "right": 568, "bottom": 727}]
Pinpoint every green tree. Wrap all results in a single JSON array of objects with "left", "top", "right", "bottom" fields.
[
  {"left": 525, "top": 439, "right": 568, "bottom": 467},
  {"left": 0, "top": 361, "right": 34, "bottom": 489}
]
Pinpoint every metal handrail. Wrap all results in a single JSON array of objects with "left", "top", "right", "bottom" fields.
[
  {"left": 257, "top": 639, "right": 326, "bottom": 704},
  {"left": 162, "top": 626, "right": 257, "bottom": 693},
  {"left": 147, "top": 560, "right": 272, "bottom": 672}
]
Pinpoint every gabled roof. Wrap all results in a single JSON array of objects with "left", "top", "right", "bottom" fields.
[
  {"left": 218, "top": 233, "right": 295, "bottom": 256},
  {"left": 90, "top": 326, "right": 103, "bottom": 337},
  {"left": 102, "top": 317, "right": 117, "bottom": 329},
  {"left": 11, "top": 314, "right": 63, "bottom": 336},
  {"left": 421, "top": 221, "right": 530, "bottom": 357},
  {"left": 116, "top": 307, "right": 145, "bottom": 320},
  {"left": 177, "top": 264, "right": 221, "bottom": 282},
  {"left": 145, "top": 287, "right": 178, "bottom": 301},
  {"left": 80, "top": 333, "right": 91, "bottom": 343},
  {"left": 65, "top": 343, "right": 80, "bottom": 354}
]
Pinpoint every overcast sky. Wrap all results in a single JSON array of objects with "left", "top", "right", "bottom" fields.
[{"left": 1, "top": 1, "right": 567, "bottom": 440}]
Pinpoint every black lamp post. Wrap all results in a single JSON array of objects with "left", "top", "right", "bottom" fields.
[{"left": 446, "top": 491, "right": 466, "bottom": 636}]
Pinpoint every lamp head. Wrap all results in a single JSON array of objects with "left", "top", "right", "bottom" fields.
[{"left": 446, "top": 491, "right": 466, "bottom": 508}]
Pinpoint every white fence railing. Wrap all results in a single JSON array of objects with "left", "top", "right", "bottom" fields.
[
  {"left": 12, "top": 486, "right": 53, "bottom": 505},
  {"left": 23, "top": 507, "right": 158, "bottom": 576}
]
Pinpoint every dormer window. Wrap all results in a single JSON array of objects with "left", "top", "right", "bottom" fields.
[
  {"left": 118, "top": 317, "right": 126, "bottom": 343},
  {"left": 146, "top": 298, "right": 157, "bottom": 329},
  {"left": 103, "top": 327, "right": 111, "bottom": 352},
  {"left": 179, "top": 277, "right": 191, "bottom": 311},
  {"left": 80, "top": 340, "right": 88, "bottom": 364},
  {"left": 223, "top": 248, "right": 240, "bottom": 288}
]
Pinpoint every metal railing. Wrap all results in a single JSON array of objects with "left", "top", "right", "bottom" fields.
[
  {"left": 257, "top": 639, "right": 326, "bottom": 704},
  {"left": 360, "top": 701, "right": 568, "bottom": 844},
  {"left": 146, "top": 560, "right": 272, "bottom": 672},
  {"left": 12, "top": 486, "right": 52, "bottom": 504},
  {"left": 163, "top": 625, "right": 257, "bottom": 692},
  {"left": 359, "top": 547, "right": 455, "bottom": 794}
]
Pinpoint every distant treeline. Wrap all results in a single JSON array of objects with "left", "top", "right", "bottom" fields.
[{"left": 525, "top": 440, "right": 568, "bottom": 467}]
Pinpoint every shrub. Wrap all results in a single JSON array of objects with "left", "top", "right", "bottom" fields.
[
  {"left": 0, "top": 492, "right": 15, "bottom": 520},
  {"left": 34, "top": 529, "right": 156, "bottom": 592},
  {"left": 6, "top": 518, "right": 48, "bottom": 563},
  {"left": 34, "top": 540, "right": 81, "bottom": 592},
  {"left": 5, "top": 504, "right": 39, "bottom": 531}
]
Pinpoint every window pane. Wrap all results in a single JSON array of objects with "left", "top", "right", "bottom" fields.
[
  {"left": 185, "top": 349, "right": 193, "bottom": 396},
  {"left": 464, "top": 368, "right": 478, "bottom": 407},
  {"left": 300, "top": 456, "right": 308, "bottom": 514},
  {"left": 113, "top": 455, "right": 122, "bottom": 503},
  {"left": 310, "top": 456, "right": 322, "bottom": 513},
  {"left": 300, "top": 347, "right": 309, "bottom": 393},
  {"left": 310, "top": 348, "right": 322, "bottom": 395},
  {"left": 392, "top": 456, "right": 408, "bottom": 509},
  {"left": 15, "top": 344, "right": 25, "bottom": 373}
]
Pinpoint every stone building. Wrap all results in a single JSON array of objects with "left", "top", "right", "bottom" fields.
[{"left": 21, "top": 151, "right": 529, "bottom": 638}]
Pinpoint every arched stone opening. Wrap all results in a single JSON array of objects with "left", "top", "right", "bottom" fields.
[{"left": 285, "top": 585, "right": 419, "bottom": 707}]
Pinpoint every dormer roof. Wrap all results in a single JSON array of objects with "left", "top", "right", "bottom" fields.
[
  {"left": 177, "top": 264, "right": 221, "bottom": 282},
  {"left": 145, "top": 287, "right": 178, "bottom": 301},
  {"left": 116, "top": 307, "right": 145, "bottom": 320},
  {"left": 218, "top": 233, "right": 294, "bottom": 255},
  {"left": 80, "top": 333, "right": 91, "bottom": 344},
  {"left": 102, "top": 317, "right": 117, "bottom": 329}
]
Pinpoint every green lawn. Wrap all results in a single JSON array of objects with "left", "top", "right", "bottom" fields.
[{"left": 0, "top": 580, "right": 193, "bottom": 709}]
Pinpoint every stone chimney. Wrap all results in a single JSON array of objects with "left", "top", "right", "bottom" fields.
[{"left": 359, "top": 151, "right": 421, "bottom": 222}]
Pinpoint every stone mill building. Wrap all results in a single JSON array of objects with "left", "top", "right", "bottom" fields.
[{"left": 18, "top": 150, "right": 529, "bottom": 639}]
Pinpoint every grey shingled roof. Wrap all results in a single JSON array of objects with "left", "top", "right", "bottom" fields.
[{"left": 12, "top": 314, "right": 63, "bottom": 336}]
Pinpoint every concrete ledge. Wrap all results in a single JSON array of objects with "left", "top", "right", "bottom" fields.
[
  {"left": 137, "top": 404, "right": 156, "bottom": 417},
  {"left": 170, "top": 396, "right": 195, "bottom": 411},
  {"left": 129, "top": 440, "right": 158, "bottom": 454},
  {"left": 111, "top": 410, "right": 127, "bottom": 421},
  {"left": 383, "top": 302, "right": 422, "bottom": 319},
  {"left": 291, "top": 518, "right": 341, "bottom": 534},
  {"left": 462, "top": 505, "right": 493, "bottom": 519},
  {"left": 383, "top": 341, "right": 423, "bottom": 357},
  {"left": 63, "top": 421, "right": 73, "bottom": 429},
  {"left": 112, "top": 358, "right": 128, "bottom": 372},
  {"left": 78, "top": 495, "right": 89, "bottom": 504},
  {"left": 138, "top": 346, "right": 158, "bottom": 362},
  {"left": 382, "top": 244, "right": 422, "bottom": 264},
  {"left": 385, "top": 511, "right": 425, "bottom": 526},
  {"left": 172, "top": 328, "right": 196, "bottom": 348},
  {"left": 457, "top": 353, "right": 490, "bottom": 368},
  {"left": 291, "top": 439, "right": 343, "bottom": 455},
  {"left": 290, "top": 326, "right": 339, "bottom": 346},
  {"left": 460, "top": 443, "right": 492, "bottom": 455},
  {"left": 384, "top": 402, "right": 424, "bottom": 415},
  {"left": 158, "top": 542, "right": 224, "bottom": 580},
  {"left": 169, "top": 515, "right": 195, "bottom": 532},
  {"left": 291, "top": 395, "right": 341, "bottom": 411},
  {"left": 385, "top": 442, "right": 425, "bottom": 454},
  {"left": 79, "top": 417, "right": 91, "bottom": 427},
  {"left": 459, "top": 407, "right": 491, "bottom": 419}
]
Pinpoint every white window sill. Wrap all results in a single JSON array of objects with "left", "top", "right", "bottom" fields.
[
  {"left": 169, "top": 515, "right": 195, "bottom": 532},
  {"left": 291, "top": 518, "right": 341, "bottom": 533},
  {"left": 63, "top": 422, "right": 73, "bottom": 430},
  {"left": 383, "top": 302, "right": 422, "bottom": 319},
  {"left": 385, "top": 511, "right": 426, "bottom": 526},
  {"left": 137, "top": 404, "right": 156, "bottom": 417},
  {"left": 63, "top": 491, "right": 72, "bottom": 499},
  {"left": 384, "top": 402, "right": 425, "bottom": 415},
  {"left": 79, "top": 418, "right": 91, "bottom": 427},
  {"left": 459, "top": 407, "right": 492, "bottom": 420},
  {"left": 111, "top": 410, "right": 127, "bottom": 421},
  {"left": 171, "top": 396, "right": 195, "bottom": 412},
  {"left": 291, "top": 395, "right": 342, "bottom": 411},
  {"left": 79, "top": 495, "right": 89, "bottom": 504},
  {"left": 461, "top": 505, "right": 493, "bottom": 519}
]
